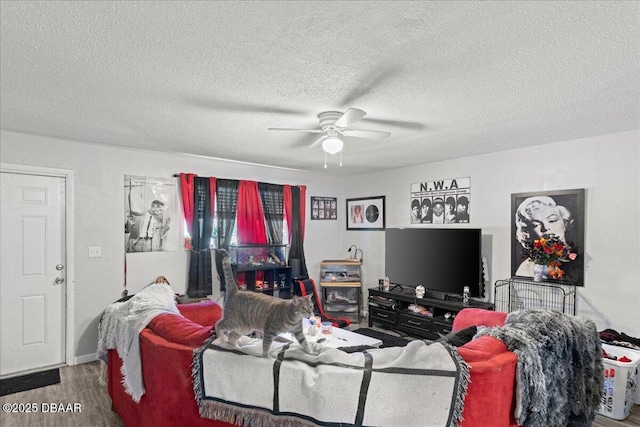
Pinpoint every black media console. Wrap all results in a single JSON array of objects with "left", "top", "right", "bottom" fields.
[{"left": 367, "top": 287, "right": 494, "bottom": 340}]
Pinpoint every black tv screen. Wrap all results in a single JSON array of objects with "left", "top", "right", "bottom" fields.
[{"left": 385, "top": 228, "right": 483, "bottom": 297}]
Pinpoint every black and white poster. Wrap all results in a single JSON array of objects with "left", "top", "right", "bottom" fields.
[
  {"left": 125, "top": 175, "right": 178, "bottom": 253},
  {"left": 311, "top": 196, "right": 337, "bottom": 220},
  {"left": 410, "top": 177, "right": 471, "bottom": 224},
  {"left": 511, "top": 188, "right": 585, "bottom": 286}
]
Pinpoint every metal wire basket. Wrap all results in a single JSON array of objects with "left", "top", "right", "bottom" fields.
[{"left": 494, "top": 277, "right": 576, "bottom": 315}]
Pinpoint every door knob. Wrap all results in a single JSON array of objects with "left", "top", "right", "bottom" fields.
[
  {"left": 56, "top": 264, "right": 64, "bottom": 271},
  {"left": 55, "top": 277, "right": 65, "bottom": 284}
]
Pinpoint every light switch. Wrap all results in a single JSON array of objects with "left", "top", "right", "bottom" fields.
[{"left": 89, "top": 246, "right": 102, "bottom": 258}]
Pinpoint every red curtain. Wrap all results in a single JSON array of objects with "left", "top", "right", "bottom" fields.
[
  {"left": 283, "top": 185, "right": 292, "bottom": 243},
  {"left": 236, "top": 180, "right": 267, "bottom": 244},
  {"left": 179, "top": 173, "right": 196, "bottom": 234},
  {"left": 208, "top": 177, "right": 216, "bottom": 218}
]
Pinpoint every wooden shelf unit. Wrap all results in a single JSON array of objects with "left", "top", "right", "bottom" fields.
[{"left": 319, "top": 260, "right": 362, "bottom": 322}]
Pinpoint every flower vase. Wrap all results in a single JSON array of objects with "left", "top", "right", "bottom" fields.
[{"left": 533, "top": 264, "right": 546, "bottom": 282}]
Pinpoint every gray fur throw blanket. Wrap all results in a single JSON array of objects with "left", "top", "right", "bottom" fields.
[
  {"left": 476, "top": 309, "right": 604, "bottom": 427},
  {"left": 97, "top": 283, "right": 180, "bottom": 402},
  {"left": 193, "top": 335, "right": 469, "bottom": 427}
]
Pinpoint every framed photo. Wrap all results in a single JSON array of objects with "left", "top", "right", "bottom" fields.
[
  {"left": 511, "top": 189, "right": 585, "bottom": 286},
  {"left": 311, "top": 196, "right": 337, "bottom": 220},
  {"left": 346, "top": 196, "right": 386, "bottom": 230}
]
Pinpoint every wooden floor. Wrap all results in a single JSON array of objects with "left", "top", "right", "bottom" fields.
[
  {"left": 0, "top": 361, "right": 123, "bottom": 427},
  {"left": 0, "top": 358, "right": 638, "bottom": 427}
]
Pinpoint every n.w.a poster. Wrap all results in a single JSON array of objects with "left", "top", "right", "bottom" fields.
[{"left": 410, "top": 177, "right": 470, "bottom": 224}]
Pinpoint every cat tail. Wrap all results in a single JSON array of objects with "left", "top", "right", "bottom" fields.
[{"left": 219, "top": 249, "right": 238, "bottom": 295}]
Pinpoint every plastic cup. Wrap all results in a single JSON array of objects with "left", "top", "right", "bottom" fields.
[{"left": 321, "top": 322, "right": 332, "bottom": 334}]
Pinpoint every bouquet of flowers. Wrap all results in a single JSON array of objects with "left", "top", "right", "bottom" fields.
[{"left": 522, "top": 234, "right": 577, "bottom": 279}]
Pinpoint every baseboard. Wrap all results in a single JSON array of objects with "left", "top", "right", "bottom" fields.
[{"left": 73, "top": 353, "right": 98, "bottom": 365}]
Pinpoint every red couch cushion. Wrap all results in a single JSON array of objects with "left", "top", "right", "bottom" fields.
[
  {"left": 453, "top": 308, "right": 507, "bottom": 331},
  {"left": 459, "top": 348, "right": 518, "bottom": 427},
  {"left": 177, "top": 300, "right": 223, "bottom": 326},
  {"left": 148, "top": 313, "right": 213, "bottom": 346},
  {"left": 458, "top": 335, "right": 510, "bottom": 362}
]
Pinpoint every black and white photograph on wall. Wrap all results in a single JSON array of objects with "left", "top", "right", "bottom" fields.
[
  {"left": 346, "top": 196, "right": 385, "bottom": 230},
  {"left": 311, "top": 196, "right": 337, "bottom": 220},
  {"left": 511, "top": 189, "right": 585, "bottom": 286},
  {"left": 125, "top": 175, "right": 178, "bottom": 253},
  {"left": 410, "top": 177, "right": 471, "bottom": 224}
]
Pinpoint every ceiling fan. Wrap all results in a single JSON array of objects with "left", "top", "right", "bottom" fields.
[{"left": 268, "top": 108, "right": 390, "bottom": 167}]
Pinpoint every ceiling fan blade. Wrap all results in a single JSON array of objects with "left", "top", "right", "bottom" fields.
[
  {"left": 309, "top": 135, "right": 328, "bottom": 149},
  {"left": 185, "top": 96, "right": 307, "bottom": 115},
  {"left": 334, "top": 108, "right": 367, "bottom": 128},
  {"left": 340, "top": 65, "right": 403, "bottom": 106},
  {"left": 342, "top": 129, "right": 391, "bottom": 139},
  {"left": 267, "top": 127, "right": 324, "bottom": 133},
  {"left": 362, "top": 118, "right": 426, "bottom": 130}
]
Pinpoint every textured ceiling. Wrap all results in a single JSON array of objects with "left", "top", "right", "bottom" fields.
[{"left": 1, "top": 1, "right": 639, "bottom": 176}]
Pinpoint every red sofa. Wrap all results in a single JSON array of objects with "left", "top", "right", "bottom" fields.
[{"left": 107, "top": 304, "right": 517, "bottom": 427}]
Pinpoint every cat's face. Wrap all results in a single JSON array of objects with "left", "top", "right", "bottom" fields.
[{"left": 295, "top": 294, "right": 315, "bottom": 318}]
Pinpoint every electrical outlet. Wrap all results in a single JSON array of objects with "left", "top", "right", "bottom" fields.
[{"left": 89, "top": 246, "right": 102, "bottom": 258}]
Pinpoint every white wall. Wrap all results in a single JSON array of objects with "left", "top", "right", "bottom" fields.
[
  {"left": 345, "top": 130, "right": 640, "bottom": 337},
  {"left": 2, "top": 128, "right": 638, "bottom": 361},
  {"left": 0, "top": 130, "right": 344, "bottom": 359}
]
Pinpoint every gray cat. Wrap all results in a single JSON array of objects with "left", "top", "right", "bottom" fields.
[{"left": 215, "top": 249, "right": 320, "bottom": 358}]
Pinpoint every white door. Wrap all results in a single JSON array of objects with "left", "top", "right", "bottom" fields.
[{"left": 0, "top": 172, "right": 66, "bottom": 376}]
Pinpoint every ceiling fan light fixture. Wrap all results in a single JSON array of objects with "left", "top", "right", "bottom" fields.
[{"left": 322, "top": 137, "right": 343, "bottom": 154}]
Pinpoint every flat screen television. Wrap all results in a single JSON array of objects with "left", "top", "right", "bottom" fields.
[{"left": 385, "top": 228, "right": 483, "bottom": 298}]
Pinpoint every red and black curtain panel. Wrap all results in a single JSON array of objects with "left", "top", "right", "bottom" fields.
[
  {"left": 258, "top": 182, "right": 284, "bottom": 245},
  {"left": 287, "top": 185, "right": 309, "bottom": 279},
  {"left": 283, "top": 185, "right": 293, "bottom": 242},
  {"left": 187, "top": 177, "right": 216, "bottom": 297},
  {"left": 235, "top": 180, "right": 268, "bottom": 287},
  {"left": 283, "top": 184, "right": 307, "bottom": 240},
  {"left": 258, "top": 182, "right": 285, "bottom": 270},
  {"left": 236, "top": 180, "right": 267, "bottom": 244},
  {"left": 179, "top": 173, "right": 196, "bottom": 241},
  {"left": 214, "top": 179, "right": 239, "bottom": 292},
  {"left": 299, "top": 185, "right": 306, "bottom": 238}
]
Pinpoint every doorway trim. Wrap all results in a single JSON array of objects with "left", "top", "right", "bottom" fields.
[{"left": 1, "top": 163, "right": 75, "bottom": 367}]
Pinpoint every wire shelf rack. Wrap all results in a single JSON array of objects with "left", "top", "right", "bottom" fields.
[{"left": 494, "top": 277, "right": 576, "bottom": 315}]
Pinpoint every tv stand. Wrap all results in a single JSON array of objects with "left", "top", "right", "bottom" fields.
[
  {"left": 367, "top": 287, "right": 494, "bottom": 340},
  {"left": 422, "top": 290, "right": 447, "bottom": 300},
  {"left": 389, "top": 283, "right": 404, "bottom": 292}
]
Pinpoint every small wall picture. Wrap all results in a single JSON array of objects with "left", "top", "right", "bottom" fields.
[
  {"left": 410, "top": 177, "right": 470, "bottom": 224},
  {"left": 346, "top": 196, "right": 385, "bottom": 230},
  {"left": 511, "top": 188, "right": 585, "bottom": 286},
  {"left": 311, "top": 196, "right": 337, "bottom": 220}
]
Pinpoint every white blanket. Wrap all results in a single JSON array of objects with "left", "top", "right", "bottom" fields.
[
  {"left": 97, "top": 283, "right": 180, "bottom": 402},
  {"left": 193, "top": 336, "right": 469, "bottom": 427}
]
